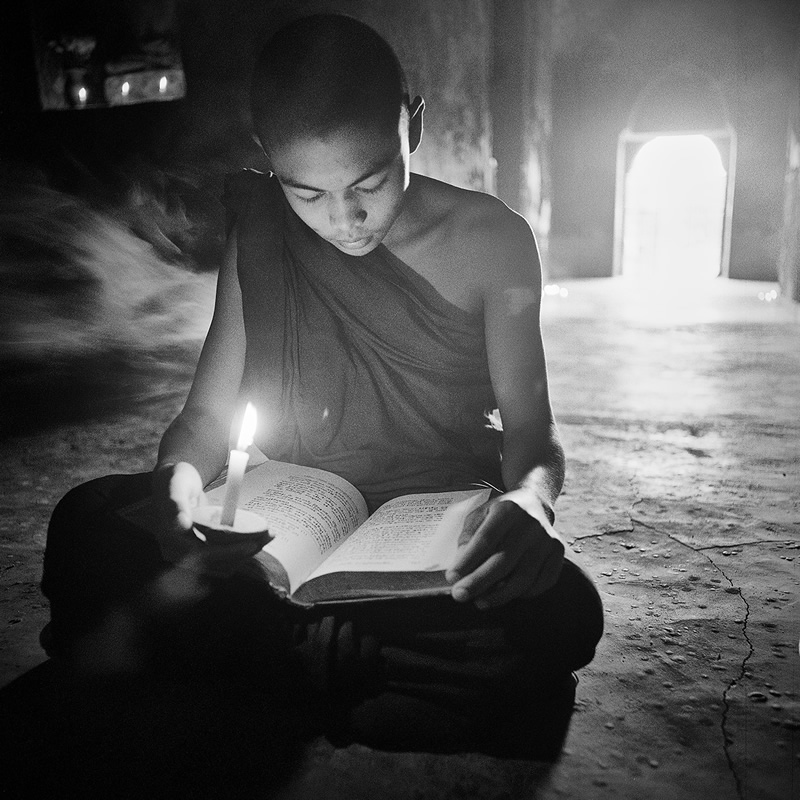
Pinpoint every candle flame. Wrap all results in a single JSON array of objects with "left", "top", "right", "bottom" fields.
[
  {"left": 236, "top": 402, "right": 257, "bottom": 450},
  {"left": 159, "top": 75, "right": 168, "bottom": 93}
]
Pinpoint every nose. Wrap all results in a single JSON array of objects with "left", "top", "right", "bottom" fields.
[{"left": 328, "top": 191, "right": 367, "bottom": 234}]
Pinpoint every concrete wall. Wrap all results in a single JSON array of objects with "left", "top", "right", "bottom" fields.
[
  {"left": 548, "top": 0, "right": 800, "bottom": 281},
  {"left": 778, "top": 47, "right": 800, "bottom": 302},
  {"left": 491, "top": 0, "right": 554, "bottom": 256},
  {"left": 352, "top": 0, "right": 493, "bottom": 191}
]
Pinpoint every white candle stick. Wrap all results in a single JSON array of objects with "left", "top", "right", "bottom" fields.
[{"left": 220, "top": 403, "right": 257, "bottom": 526}]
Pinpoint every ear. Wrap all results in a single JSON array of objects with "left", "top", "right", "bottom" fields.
[{"left": 408, "top": 95, "right": 424, "bottom": 154}]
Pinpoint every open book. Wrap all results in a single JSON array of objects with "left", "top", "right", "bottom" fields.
[{"left": 201, "top": 460, "right": 490, "bottom": 607}]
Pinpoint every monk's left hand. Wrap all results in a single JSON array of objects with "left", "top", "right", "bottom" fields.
[{"left": 445, "top": 497, "right": 565, "bottom": 609}]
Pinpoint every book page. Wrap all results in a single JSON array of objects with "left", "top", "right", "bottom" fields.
[
  {"left": 204, "top": 461, "right": 368, "bottom": 592},
  {"left": 304, "top": 488, "right": 489, "bottom": 581}
]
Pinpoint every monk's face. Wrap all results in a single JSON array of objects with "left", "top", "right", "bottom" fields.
[{"left": 267, "top": 115, "right": 413, "bottom": 257}]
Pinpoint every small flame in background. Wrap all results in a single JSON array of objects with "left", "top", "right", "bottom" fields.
[
  {"left": 0, "top": 163, "right": 219, "bottom": 429},
  {"left": 757, "top": 289, "right": 779, "bottom": 303},
  {"left": 544, "top": 283, "right": 569, "bottom": 298}
]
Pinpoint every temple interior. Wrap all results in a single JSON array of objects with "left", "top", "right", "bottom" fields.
[{"left": 1, "top": 1, "right": 799, "bottom": 798}]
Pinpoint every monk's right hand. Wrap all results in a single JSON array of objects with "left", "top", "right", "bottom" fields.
[
  {"left": 151, "top": 462, "right": 269, "bottom": 575},
  {"left": 152, "top": 461, "right": 208, "bottom": 563}
]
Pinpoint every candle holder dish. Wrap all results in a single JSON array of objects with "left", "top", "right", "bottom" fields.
[{"left": 191, "top": 505, "right": 272, "bottom": 548}]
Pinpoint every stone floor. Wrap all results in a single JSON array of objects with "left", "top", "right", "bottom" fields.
[{"left": 1, "top": 276, "right": 798, "bottom": 799}]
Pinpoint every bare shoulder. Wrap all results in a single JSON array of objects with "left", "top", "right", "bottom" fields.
[
  {"left": 414, "top": 175, "right": 541, "bottom": 285},
  {"left": 393, "top": 175, "right": 541, "bottom": 312}
]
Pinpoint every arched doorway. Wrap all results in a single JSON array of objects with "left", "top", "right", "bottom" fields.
[
  {"left": 613, "top": 65, "right": 736, "bottom": 282},
  {"left": 621, "top": 134, "right": 728, "bottom": 280}
]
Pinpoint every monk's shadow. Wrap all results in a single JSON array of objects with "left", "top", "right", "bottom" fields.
[
  {"left": 0, "top": 659, "right": 575, "bottom": 799},
  {"left": 0, "top": 659, "right": 312, "bottom": 800}
]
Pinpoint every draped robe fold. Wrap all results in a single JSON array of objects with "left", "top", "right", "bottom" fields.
[{"left": 224, "top": 170, "right": 504, "bottom": 512}]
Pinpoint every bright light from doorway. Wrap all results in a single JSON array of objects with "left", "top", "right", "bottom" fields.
[{"left": 622, "top": 134, "right": 727, "bottom": 282}]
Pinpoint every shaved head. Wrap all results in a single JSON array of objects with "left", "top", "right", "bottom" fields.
[{"left": 250, "top": 14, "right": 409, "bottom": 153}]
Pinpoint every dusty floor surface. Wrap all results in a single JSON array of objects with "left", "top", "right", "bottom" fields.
[{"left": 1, "top": 277, "right": 798, "bottom": 799}]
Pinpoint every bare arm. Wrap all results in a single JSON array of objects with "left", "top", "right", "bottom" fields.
[
  {"left": 156, "top": 228, "right": 247, "bottom": 484},
  {"left": 447, "top": 204, "right": 566, "bottom": 607},
  {"left": 151, "top": 229, "right": 261, "bottom": 563},
  {"left": 483, "top": 213, "right": 565, "bottom": 520}
]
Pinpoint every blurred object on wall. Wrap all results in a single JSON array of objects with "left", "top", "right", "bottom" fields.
[{"left": 0, "top": 162, "right": 216, "bottom": 430}]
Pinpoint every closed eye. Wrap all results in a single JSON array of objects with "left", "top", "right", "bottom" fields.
[
  {"left": 295, "top": 191, "right": 325, "bottom": 204},
  {"left": 357, "top": 176, "right": 387, "bottom": 195},
  {"left": 292, "top": 172, "right": 387, "bottom": 204}
]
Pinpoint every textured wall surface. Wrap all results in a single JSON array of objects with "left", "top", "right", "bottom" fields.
[
  {"left": 348, "top": 0, "right": 493, "bottom": 191},
  {"left": 778, "top": 51, "right": 800, "bottom": 302},
  {"left": 492, "top": 0, "right": 554, "bottom": 252}
]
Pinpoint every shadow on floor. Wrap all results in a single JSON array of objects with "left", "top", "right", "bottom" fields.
[
  {"left": 0, "top": 658, "right": 573, "bottom": 799},
  {"left": 0, "top": 659, "right": 312, "bottom": 800}
]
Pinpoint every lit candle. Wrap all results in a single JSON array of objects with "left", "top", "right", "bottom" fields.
[
  {"left": 77, "top": 86, "right": 88, "bottom": 106},
  {"left": 121, "top": 81, "right": 130, "bottom": 98},
  {"left": 159, "top": 75, "right": 168, "bottom": 93},
  {"left": 220, "top": 402, "right": 257, "bottom": 526}
]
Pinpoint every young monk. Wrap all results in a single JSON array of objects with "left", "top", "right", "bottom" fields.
[{"left": 41, "top": 13, "right": 603, "bottom": 759}]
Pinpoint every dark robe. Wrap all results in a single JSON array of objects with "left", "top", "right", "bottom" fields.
[{"left": 225, "top": 170, "right": 504, "bottom": 511}]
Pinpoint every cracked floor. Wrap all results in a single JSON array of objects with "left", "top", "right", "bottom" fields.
[
  {"left": 542, "top": 278, "right": 800, "bottom": 799},
  {"left": 1, "top": 277, "right": 798, "bottom": 799}
]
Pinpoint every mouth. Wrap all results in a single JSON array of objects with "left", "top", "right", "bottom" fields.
[{"left": 335, "top": 236, "right": 372, "bottom": 251}]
